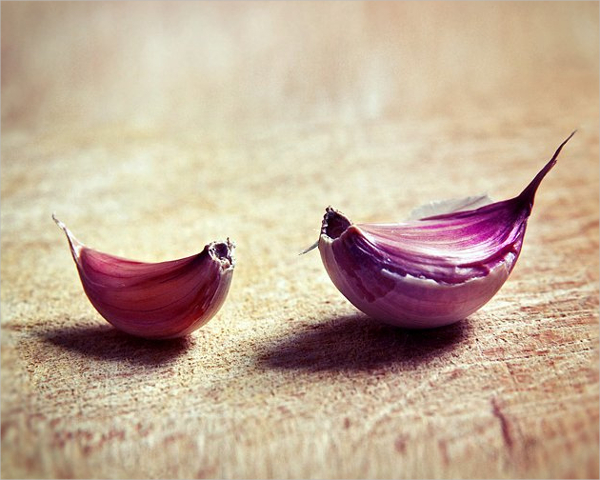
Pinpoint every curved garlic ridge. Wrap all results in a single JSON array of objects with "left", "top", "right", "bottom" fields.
[{"left": 357, "top": 201, "right": 526, "bottom": 285}]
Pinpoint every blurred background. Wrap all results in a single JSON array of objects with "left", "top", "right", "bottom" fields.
[
  {"left": 2, "top": 2, "right": 598, "bottom": 132},
  {"left": 2, "top": 3, "right": 599, "bottom": 478}
]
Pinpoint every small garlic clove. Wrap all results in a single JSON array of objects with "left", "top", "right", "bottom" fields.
[
  {"left": 53, "top": 215, "right": 235, "bottom": 340},
  {"left": 317, "top": 132, "right": 575, "bottom": 328}
]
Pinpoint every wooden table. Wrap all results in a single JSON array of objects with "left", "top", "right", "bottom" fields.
[{"left": 2, "top": 3, "right": 598, "bottom": 478}]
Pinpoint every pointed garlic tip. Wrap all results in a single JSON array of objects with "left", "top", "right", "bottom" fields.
[
  {"left": 54, "top": 218, "right": 235, "bottom": 340},
  {"left": 517, "top": 130, "right": 576, "bottom": 209},
  {"left": 316, "top": 134, "right": 575, "bottom": 329},
  {"left": 52, "top": 213, "right": 83, "bottom": 260}
]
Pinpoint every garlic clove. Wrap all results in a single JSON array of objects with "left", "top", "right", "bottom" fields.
[
  {"left": 53, "top": 215, "right": 235, "bottom": 340},
  {"left": 317, "top": 132, "right": 575, "bottom": 328}
]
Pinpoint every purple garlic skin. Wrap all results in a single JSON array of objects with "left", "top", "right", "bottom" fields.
[
  {"left": 318, "top": 133, "right": 574, "bottom": 329},
  {"left": 54, "top": 216, "right": 234, "bottom": 340}
]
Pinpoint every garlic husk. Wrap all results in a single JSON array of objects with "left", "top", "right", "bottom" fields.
[
  {"left": 318, "top": 132, "right": 574, "bottom": 328},
  {"left": 54, "top": 216, "right": 234, "bottom": 340}
]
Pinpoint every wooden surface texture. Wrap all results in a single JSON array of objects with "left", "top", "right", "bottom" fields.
[{"left": 1, "top": 2, "right": 599, "bottom": 478}]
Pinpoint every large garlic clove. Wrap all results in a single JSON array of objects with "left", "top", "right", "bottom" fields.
[
  {"left": 318, "top": 133, "right": 575, "bottom": 329},
  {"left": 54, "top": 216, "right": 235, "bottom": 340}
]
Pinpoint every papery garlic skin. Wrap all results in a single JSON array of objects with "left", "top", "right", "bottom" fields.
[
  {"left": 318, "top": 133, "right": 574, "bottom": 329},
  {"left": 54, "top": 216, "right": 234, "bottom": 339}
]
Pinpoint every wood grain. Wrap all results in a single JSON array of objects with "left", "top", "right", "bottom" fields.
[{"left": 1, "top": 2, "right": 598, "bottom": 478}]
